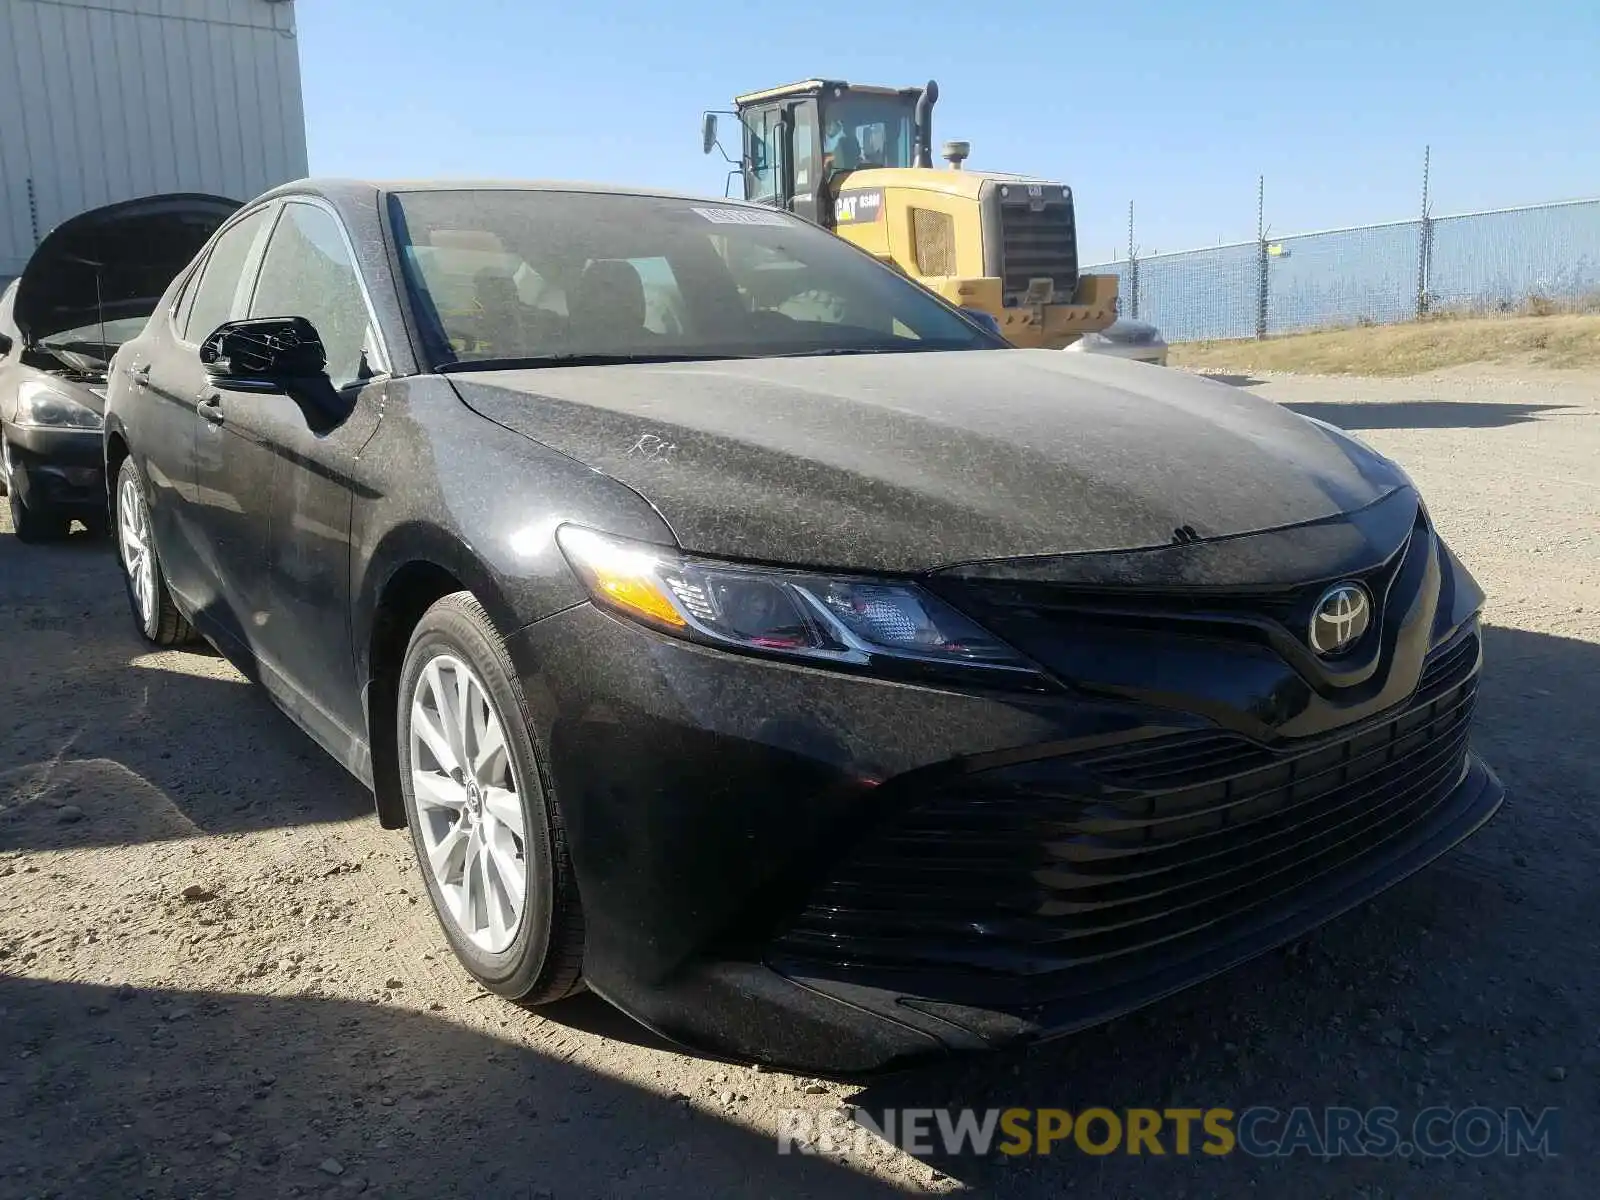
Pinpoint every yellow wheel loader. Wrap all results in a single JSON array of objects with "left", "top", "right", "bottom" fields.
[{"left": 702, "top": 78, "right": 1118, "bottom": 347}]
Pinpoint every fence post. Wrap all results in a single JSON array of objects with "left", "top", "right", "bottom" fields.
[
  {"left": 1416, "top": 145, "right": 1433, "bottom": 318},
  {"left": 1126, "top": 200, "right": 1139, "bottom": 321},
  {"left": 1255, "top": 175, "right": 1268, "bottom": 339}
]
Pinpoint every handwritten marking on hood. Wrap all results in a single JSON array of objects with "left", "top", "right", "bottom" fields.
[{"left": 628, "top": 433, "right": 678, "bottom": 464}]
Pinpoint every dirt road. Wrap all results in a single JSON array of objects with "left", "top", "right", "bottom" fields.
[{"left": 3, "top": 365, "right": 1597, "bottom": 1198}]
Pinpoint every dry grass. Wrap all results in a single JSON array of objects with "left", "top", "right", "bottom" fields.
[{"left": 1172, "top": 311, "right": 1600, "bottom": 377}]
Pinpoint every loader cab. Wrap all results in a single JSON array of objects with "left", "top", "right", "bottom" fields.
[{"left": 715, "top": 79, "right": 937, "bottom": 230}]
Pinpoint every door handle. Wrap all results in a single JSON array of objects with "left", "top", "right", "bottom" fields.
[
  {"left": 131, "top": 363, "right": 151, "bottom": 386},
  {"left": 198, "top": 394, "right": 225, "bottom": 426}
]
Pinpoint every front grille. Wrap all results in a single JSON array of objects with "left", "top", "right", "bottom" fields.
[
  {"left": 910, "top": 208, "right": 956, "bottom": 276},
  {"left": 1075, "top": 622, "right": 1475, "bottom": 793},
  {"left": 771, "top": 626, "right": 1481, "bottom": 992},
  {"left": 998, "top": 201, "right": 1079, "bottom": 306},
  {"left": 933, "top": 500, "right": 1429, "bottom": 660}
]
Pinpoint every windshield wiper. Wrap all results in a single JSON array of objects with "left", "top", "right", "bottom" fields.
[
  {"left": 437, "top": 352, "right": 737, "bottom": 373},
  {"left": 763, "top": 347, "right": 906, "bottom": 358},
  {"left": 763, "top": 342, "right": 981, "bottom": 358}
]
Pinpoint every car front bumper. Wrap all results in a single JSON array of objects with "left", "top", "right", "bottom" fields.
[
  {"left": 507, "top": 542, "right": 1503, "bottom": 1074},
  {"left": 2, "top": 422, "right": 106, "bottom": 514}
]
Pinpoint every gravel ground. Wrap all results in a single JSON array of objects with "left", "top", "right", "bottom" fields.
[{"left": 2, "top": 364, "right": 1597, "bottom": 1198}]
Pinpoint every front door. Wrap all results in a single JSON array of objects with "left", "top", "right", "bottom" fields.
[{"left": 220, "top": 199, "right": 387, "bottom": 746}]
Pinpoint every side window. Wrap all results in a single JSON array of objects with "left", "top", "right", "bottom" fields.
[
  {"left": 171, "top": 264, "right": 202, "bottom": 337},
  {"left": 183, "top": 208, "right": 272, "bottom": 343},
  {"left": 249, "top": 202, "right": 375, "bottom": 390},
  {"left": 743, "top": 108, "right": 779, "bottom": 203}
]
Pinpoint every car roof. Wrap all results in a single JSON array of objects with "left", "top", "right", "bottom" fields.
[{"left": 254, "top": 177, "right": 771, "bottom": 210}]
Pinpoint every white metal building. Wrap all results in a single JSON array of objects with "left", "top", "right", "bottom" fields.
[{"left": 0, "top": 0, "right": 308, "bottom": 284}]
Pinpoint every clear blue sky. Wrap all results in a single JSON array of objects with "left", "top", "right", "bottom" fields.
[{"left": 296, "top": 0, "right": 1596, "bottom": 264}]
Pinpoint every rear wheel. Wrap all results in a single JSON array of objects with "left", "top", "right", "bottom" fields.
[
  {"left": 3, "top": 435, "right": 69, "bottom": 542},
  {"left": 397, "top": 591, "right": 584, "bottom": 1003},
  {"left": 115, "top": 455, "right": 193, "bottom": 645}
]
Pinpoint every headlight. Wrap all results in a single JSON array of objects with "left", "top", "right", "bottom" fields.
[
  {"left": 556, "top": 525, "right": 1046, "bottom": 687},
  {"left": 14, "top": 382, "right": 102, "bottom": 430}
]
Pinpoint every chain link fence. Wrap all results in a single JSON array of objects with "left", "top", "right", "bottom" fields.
[{"left": 1087, "top": 196, "right": 1600, "bottom": 343}]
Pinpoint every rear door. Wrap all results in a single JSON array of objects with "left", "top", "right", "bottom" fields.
[{"left": 217, "top": 198, "right": 388, "bottom": 740}]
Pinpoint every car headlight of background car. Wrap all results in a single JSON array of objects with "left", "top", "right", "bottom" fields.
[
  {"left": 13, "top": 381, "right": 103, "bottom": 430},
  {"left": 556, "top": 525, "right": 1049, "bottom": 689}
]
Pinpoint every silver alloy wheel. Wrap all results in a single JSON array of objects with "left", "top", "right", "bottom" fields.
[
  {"left": 118, "top": 474, "right": 155, "bottom": 627},
  {"left": 407, "top": 653, "right": 527, "bottom": 953}
]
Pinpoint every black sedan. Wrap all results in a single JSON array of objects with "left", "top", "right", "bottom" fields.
[
  {"left": 0, "top": 194, "right": 238, "bottom": 540},
  {"left": 101, "top": 179, "right": 1503, "bottom": 1074}
]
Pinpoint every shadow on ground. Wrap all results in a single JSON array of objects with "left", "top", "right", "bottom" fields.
[
  {"left": 1, "top": 530, "right": 372, "bottom": 851},
  {"left": 0, "top": 976, "right": 901, "bottom": 1200},
  {"left": 1283, "top": 400, "right": 1580, "bottom": 430}
]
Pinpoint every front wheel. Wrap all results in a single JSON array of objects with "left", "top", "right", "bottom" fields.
[
  {"left": 114, "top": 455, "right": 193, "bottom": 645},
  {"left": 397, "top": 591, "right": 584, "bottom": 1003}
]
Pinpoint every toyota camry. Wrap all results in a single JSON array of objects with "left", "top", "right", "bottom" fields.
[{"left": 101, "top": 179, "right": 1504, "bottom": 1074}]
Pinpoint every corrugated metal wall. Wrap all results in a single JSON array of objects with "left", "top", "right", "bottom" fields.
[{"left": 0, "top": 0, "right": 307, "bottom": 282}]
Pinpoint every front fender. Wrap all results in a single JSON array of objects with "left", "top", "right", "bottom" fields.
[
  {"left": 347, "top": 376, "right": 679, "bottom": 681},
  {"left": 352, "top": 520, "right": 536, "bottom": 681}
]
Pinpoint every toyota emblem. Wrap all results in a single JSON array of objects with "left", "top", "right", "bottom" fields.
[{"left": 1309, "top": 582, "right": 1372, "bottom": 657}]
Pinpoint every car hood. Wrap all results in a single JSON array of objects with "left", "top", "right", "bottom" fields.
[
  {"left": 13, "top": 192, "right": 241, "bottom": 346},
  {"left": 449, "top": 349, "right": 1410, "bottom": 574}
]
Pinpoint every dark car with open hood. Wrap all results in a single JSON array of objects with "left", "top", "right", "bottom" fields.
[
  {"left": 102, "top": 178, "right": 1504, "bottom": 1074},
  {"left": 0, "top": 193, "right": 238, "bottom": 540}
]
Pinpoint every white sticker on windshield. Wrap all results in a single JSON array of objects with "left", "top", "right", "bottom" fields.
[{"left": 690, "top": 206, "right": 794, "bottom": 227}]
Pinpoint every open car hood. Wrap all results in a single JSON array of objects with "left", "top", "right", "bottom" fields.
[{"left": 13, "top": 192, "right": 241, "bottom": 347}]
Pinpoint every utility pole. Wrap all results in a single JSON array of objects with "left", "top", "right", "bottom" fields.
[
  {"left": 1417, "top": 145, "right": 1434, "bottom": 319},
  {"left": 1126, "top": 199, "right": 1139, "bottom": 321},
  {"left": 1255, "top": 175, "right": 1268, "bottom": 339}
]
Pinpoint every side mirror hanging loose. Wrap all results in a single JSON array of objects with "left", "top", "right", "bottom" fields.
[{"left": 200, "top": 316, "right": 328, "bottom": 391}]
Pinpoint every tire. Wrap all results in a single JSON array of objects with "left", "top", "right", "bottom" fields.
[
  {"left": 114, "top": 455, "right": 194, "bottom": 645},
  {"left": 397, "top": 591, "right": 584, "bottom": 1003},
  {"left": 3, "top": 435, "right": 69, "bottom": 542}
]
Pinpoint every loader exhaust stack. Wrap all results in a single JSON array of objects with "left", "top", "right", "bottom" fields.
[{"left": 912, "top": 80, "right": 939, "bottom": 168}]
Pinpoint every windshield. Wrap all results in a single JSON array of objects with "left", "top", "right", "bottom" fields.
[
  {"left": 38, "top": 316, "right": 148, "bottom": 353},
  {"left": 389, "top": 189, "right": 998, "bottom": 367},
  {"left": 35, "top": 315, "right": 149, "bottom": 372},
  {"left": 822, "top": 92, "right": 915, "bottom": 172}
]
